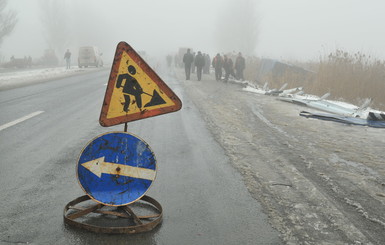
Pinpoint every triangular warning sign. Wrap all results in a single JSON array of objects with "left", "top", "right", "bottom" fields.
[{"left": 99, "top": 42, "right": 182, "bottom": 127}]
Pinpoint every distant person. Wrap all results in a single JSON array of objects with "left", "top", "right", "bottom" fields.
[
  {"left": 116, "top": 65, "right": 143, "bottom": 112},
  {"left": 174, "top": 54, "right": 179, "bottom": 67},
  {"left": 194, "top": 51, "right": 206, "bottom": 81},
  {"left": 183, "top": 49, "right": 194, "bottom": 80},
  {"left": 203, "top": 53, "right": 211, "bottom": 74},
  {"left": 191, "top": 52, "right": 196, "bottom": 73},
  {"left": 24, "top": 56, "right": 28, "bottom": 68},
  {"left": 64, "top": 49, "right": 71, "bottom": 69},
  {"left": 166, "top": 54, "right": 172, "bottom": 68},
  {"left": 223, "top": 55, "right": 235, "bottom": 82},
  {"left": 212, "top": 53, "right": 223, "bottom": 81},
  {"left": 235, "top": 52, "right": 246, "bottom": 80},
  {"left": 28, "top": 56, "right": 32, "bottom": 68}
]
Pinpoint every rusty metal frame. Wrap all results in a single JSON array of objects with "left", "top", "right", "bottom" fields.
[{"left": 63, "top": 195, "right": 163, "bottom": 234}]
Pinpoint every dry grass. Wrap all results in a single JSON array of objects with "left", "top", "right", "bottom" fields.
[
  {"left": 247, "top": 50, "right": 385, "bottom": 111},
  {"left": 311, "top": 50, "right": 385, "bottom": 110},
  {"left": 244, "top": 56, "right": 260, "bottom": 82}
]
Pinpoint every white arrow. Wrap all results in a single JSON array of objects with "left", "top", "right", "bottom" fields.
[{"left": 81, "top": 156, "right": 156, "bottom": 180}]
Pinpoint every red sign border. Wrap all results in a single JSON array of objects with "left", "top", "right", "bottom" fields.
[{"left": 99, "top": 42, "right": 182, "bottom": 127}]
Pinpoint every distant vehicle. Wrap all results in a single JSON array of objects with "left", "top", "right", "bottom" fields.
[
  {"left": 2, "top": 57, "right": 28, "bottom": 69},
  {"left": 78, "top": 46, "right": 103, "bottom": 68},
  {"left": 257, "top": 58, "right": 315, "bottom": 85}
]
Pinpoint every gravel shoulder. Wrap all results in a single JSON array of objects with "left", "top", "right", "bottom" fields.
[{"left": 176, "top": 69, "right": 385, "bottom": 245}]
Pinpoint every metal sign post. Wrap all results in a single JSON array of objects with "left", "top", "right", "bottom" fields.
[
  {"left": 64, "top": 132, "right": 162, "bottom": 233},
  {"left": 64, "top": 42, "right": 182, "bottom": 234},
  {"left": 63, "top": 195, "right": 163, "bottom": 234}
]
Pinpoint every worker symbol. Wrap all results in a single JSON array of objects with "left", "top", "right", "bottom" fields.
[{"left": 116, "top": 65, "right": 166, "bottom": 112}]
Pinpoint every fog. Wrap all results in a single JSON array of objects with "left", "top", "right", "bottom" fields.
[{"left": 1, "top": 0, "right": 385, "bottom": 63}]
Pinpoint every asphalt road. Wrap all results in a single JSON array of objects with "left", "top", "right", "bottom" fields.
[{"left": 0, "top": 69, "right": 282, "bottom": 244}]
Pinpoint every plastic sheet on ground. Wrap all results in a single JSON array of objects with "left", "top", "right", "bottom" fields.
[{"left": 300, "top": 111, "right": 385, "bottom": 128}]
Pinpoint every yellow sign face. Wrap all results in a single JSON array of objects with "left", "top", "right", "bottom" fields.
[{"left": 100, "top": 42, "right": 182, "bottom": 127}]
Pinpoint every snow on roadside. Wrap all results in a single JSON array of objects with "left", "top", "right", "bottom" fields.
[
  {"left": 242, "top": 85, "right": 267, "bottom": 95},
  {"left": 0, "top": 67, "right": 100, "bottom": 90}
]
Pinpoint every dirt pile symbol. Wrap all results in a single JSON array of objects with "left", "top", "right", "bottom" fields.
[{"left": 143, "top": 90, "right": 166, "bottom": 107}]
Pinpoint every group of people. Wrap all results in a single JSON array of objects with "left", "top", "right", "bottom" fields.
[
  {"left": 212, "top": 52, "right": 245, "bottom": 82},
  {"left": 183, "top": 49, "right": 246, "bottom": 82},
  {"left": 181, "top": 49, "right": 211, "bottom": 81}
]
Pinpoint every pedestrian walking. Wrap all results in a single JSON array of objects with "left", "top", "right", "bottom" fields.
[
  {"left": 194, "top": 51, "right": 205, "bottom": 81},
  {"left": 183, "top": 49, "right": 194, "bottom": 80},
  {"left": 235, "top": 52, "right": 246, "bottom": 80},
  {"left": 28, "top": 56, "right": 32, "bottom": 68},
  {"left": 191, "top": 52, "right": 196, "bottom": 73},
  {"left": 64, "top": 49, "right": 71, "bottom": 69},
  {"left": 204, "top": 53, "right": 211, "bottom": 74},
  {"left": 166, "top": 54, "right": 172, "bottom": 68},
  {"left": 212, "top": 53, "right": 223, "bottom": 81},
  {"left": 223, "top": 55, "right": 235, "bottom": 82}
]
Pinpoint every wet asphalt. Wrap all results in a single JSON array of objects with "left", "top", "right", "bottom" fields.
[{"left": 0, "top": 69, "right": 282, "bottom": 244}]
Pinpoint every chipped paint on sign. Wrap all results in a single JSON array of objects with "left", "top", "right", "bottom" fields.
[
  {"left": 77, "top": 132, "right": 156, "bottom": 206},
  {"left": 107, "top": 51, "right": 176, "bottom": 118},
  {"left": 99, "top": 41, "right": 182, "bottom": 126}
]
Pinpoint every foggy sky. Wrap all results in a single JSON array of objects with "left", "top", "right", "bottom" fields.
[{"left": 1, "top": 0, "right": 385, "bottom": 63}]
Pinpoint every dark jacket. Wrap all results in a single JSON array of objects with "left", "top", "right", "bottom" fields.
[
  {"left": 235, "top": 56, "right": 245, "bottom": 70},
  {"left": 64, "top": 51, "right": 71, "bottom": 59},
  {"left": 223, "top": 58, "right": 233, "bottom": 72},
  {"left": 183, "top": 52, "right": 194, "bottom": 65},
  {"left": 212, "top": 55, "right": 223, "bottom": 69},
  {"left": 194, "top": 53, "right": 205, "bottom": 68}
]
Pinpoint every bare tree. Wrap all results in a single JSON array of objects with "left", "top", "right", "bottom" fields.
[
  {"left": 0, "top": 0, "right": 18, "bottom": 47},
  {"left": 216, "top": 0, "right": 259, "bottom": 55},
  {"left": 39, "top": 0, "right": 70, "bottom": 59}
]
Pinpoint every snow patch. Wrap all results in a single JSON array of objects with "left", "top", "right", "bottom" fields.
[{"left": 0, "top": 67, "right": 100, "bottom": 90}]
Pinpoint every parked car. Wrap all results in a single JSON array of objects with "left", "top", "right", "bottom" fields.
[{"left": 78, "top": 46, "right": 103, "bottom": 68}]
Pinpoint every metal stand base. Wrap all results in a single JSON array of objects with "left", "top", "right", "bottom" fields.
[{"left": 63, "top": 195, "right": 163, "bottom": 234}]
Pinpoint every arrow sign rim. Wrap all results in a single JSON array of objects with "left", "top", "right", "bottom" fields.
[{"left": 76, "top": 131, "right": 157, "bottom": 206}]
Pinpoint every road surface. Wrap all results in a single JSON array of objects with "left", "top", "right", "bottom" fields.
[
  {"left": 0, "top": 68, "right": 282, "bottom": 244},
  {"left": 179, "top": 68, "right": 385, "bottom": 245},
  {"left": 2, "top": 64, "right": 385, "bottom": 244}
]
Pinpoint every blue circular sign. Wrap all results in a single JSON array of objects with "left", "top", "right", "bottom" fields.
[{"left": 77, "top": 132, "right": 156, "bottom": 206}]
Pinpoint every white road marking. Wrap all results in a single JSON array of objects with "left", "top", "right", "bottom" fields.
[{"left": 0, "top": 111, "right": 44, "bottom": 131}]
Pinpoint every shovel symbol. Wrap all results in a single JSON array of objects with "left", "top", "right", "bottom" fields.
[{"left": 142, "top": 90, "right": 166, "bottom": 107}]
